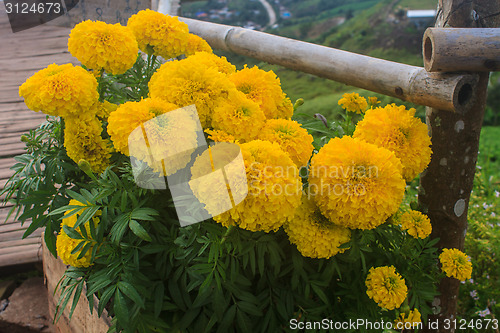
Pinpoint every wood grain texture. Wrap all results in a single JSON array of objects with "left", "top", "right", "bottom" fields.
[
  {"left": 42, "top": 238, "right": 111, "bottom": 333},
  {"left": 0, "top": 9, "right": 74, "bottom": 268},
  {"left": 424, "top": 28, "right": 500, "bottom": 72}
]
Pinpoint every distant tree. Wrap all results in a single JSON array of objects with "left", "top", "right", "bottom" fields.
[{"left": 345, "top": 9, "right": 353, "bottom": 20}]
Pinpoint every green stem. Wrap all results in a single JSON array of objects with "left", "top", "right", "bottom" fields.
[
  {"left": 97, "top": 69, "right": 105, "bottom": 101},
  {"left": 345, "top": 113, "right": 352, "bottom": 136},
  {"left": 220, "top": 225, "right": 234, "bottom": 244},
  {"left": 60, "top": 117, "right": 65, "bottom": 147}
]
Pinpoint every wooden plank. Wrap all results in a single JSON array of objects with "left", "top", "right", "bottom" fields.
[
  {"left": 0, "top": 243, "right": 41, "bottom": 256},
  {"left": 0, "top": 246, "right": 42, "bottom": 266},
  {"left": 43, "top": 237, "right": 112, "bottom": 333},
  {"left": 0, "top": 146, "right": 25, "bottom": 158},
  {"left": 0, "top": 228, "right": 42, "bottom": 242},
  {"left": 0, "top": 119, "right": 43, "bottom": 134},
  {"left": 0, "top": 102, "right": 29, "bottom": 113},
  {"left": 0, "top": 158, "right": 16, "bottom": 169},
  {"left": 0, "top": 221, "right": 27, "bottom": 234},
  {"left": 0, "top": 235, "right": 42, "bottom": 249}
]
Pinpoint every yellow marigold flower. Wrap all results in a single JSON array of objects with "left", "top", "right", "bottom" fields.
[
  {"left": 107, "top": 98, "right": 179, "bottom": 155},
  {"left": 213, "top": 140, "right": 302, "bottom": 232},
  {"left": 127, "top": 9, "right": 189, "bottom": 59},
  {"left": 276, "top": 96, "right": 294, "bottom": 119},
  {"left": 212, "top": 90, "right": 266, "bottom": 142},
  {"left": 366, "top": 266, "right": 408, "bottom": 310},
  {"left": 19, "top": 63, "right": 98, "bottom": 117},
  {"left": 439, "top": 248, "right": 473, "bottom": 281},
  {"left": 260, "top": 119, "right": 314, "bottom": 167},
  {"left": 367, "top": 96, "right": 380, "bottom": 108},
  {"left": 353, "top": 104, "right": 432, "bottom": 181},
  {"left": 184, "top": 34, "right": 213, "bottom": 56},
  {"left": 94, "top": 100, "right": 118, "bottom": 120},
  {"left": 56, "top": 199, "right": 99, "bottom": 268},
  {"left": 64, "top": 114, "right": 112, "bottom": 174},
  {"left": 309, "top": 136, "right": 405, "bottom": 230},
  {"left": 338, "top": 92, "right": 368, "bottom": 114},
  {"left": 190, "top": 142, "right": 248, "bottom": 219},
  {"left": 395, "top": 309, "right": 422, "bottom": 330},
  {"left": 285, "top": 197, "right": 351, "bottom": 259},
  {"left": 108, "top": 99, "right": 198, "bottom": 176},
  {"left": 229, "top": 66, "right": 291, "bottom": 119},
  {"left": 149, "top": 57, "right": 235, "bottom": 127},
  {"left": 184, "top": 51, "right": 236, "bottom": 75},
  {"left": 68, "top": 20, "right": 138, "bottom": 75},
  {"left": 398, "top": 210, "right": 432, "bottom": 239},
  {"left": 205, "top": 129, "right": 236, "bottom": 143}
]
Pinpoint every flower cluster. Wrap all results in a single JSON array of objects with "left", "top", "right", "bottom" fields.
[
  {"left": 395, "top": 309, "right": 422, "bottom": 328},
  {"left": 398, "top": 210, "right": 432, "bottom": 239},
  {"left": 309, "top": 136, "right": 405, "bottom": 230},
  {"left": 440, "top": 248, "right": 473, "bottom": 281},
  {"left": 365, "top": 266, "right": 408, "bottom": 310},
  {"left": 284, "top": 197, "right": 350, "bottom": 258},
  {"left": 229, "top": 65, "right": 293, "bottom": 119},
  {"left": 19, "top": 63, "right": 98, "bottom": 118},
  {"left": 209, "top": 140, "right": 302, "bottom": 233},
  {"left": 56, "top": 200, "right": 99, "bottom": 268},
  {"left": 127, "top": 9, "right": 189, "bottom": 59},
  {"left": 353, "top": 103, "right": 432, "bottom": 181},
  {"left": 338, "top": 92, "right": 368, "bottom": 114},
  {"left": 68, "top": 20, "right": 138, "bottom": 75}
]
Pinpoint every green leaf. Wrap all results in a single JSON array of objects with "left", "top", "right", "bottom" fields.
[
  {"left": 128, "top": 220, "right": 152, "bottom": 242},
  {"left": 74, "top": 206, "right": 100, "bottom": 230},
  {"left": 55, "top": 284, "right": 75, "bottom": 323},
  {"left": 154, "top": 283, "right": 164, "bottom": 318},
  {"left": 130, "top": 207, "right": 158, "bottom": 221},
  {"left": 44, "top": 223, "right": 57, "bottom": 257},
  {"left": 237, "top": 301, "right": 262, "bottom": 316},
  {"left": 113, "top": 289, "right": 130, "bottom": 327},
  {"left": 120, "top": 191, "right": 128, "bottom": 212},
  {"left": 117, "top": 281, "right": 145, "bottom": 308},
  {"left": 70, "top": 240, "right": 86, "bottom": 255},
  {"left": 86, "top": 278, "right": 112, "bottom": 296},
  {"left": 236, "top": 309, "right": 252, "bottom": 333},
  {"left": 178, "top": 308, "right": 201, "bottom": 330},
  {"left": 63, "top": 225, "right": 83, "bottom": 240},
  {"left": 48, "top": 204, "right": 84, "bottom": 218},
  {"left": 311, "top": 283, "right": 329, "bottom": 304},
  {"left": 66, "top": 190, "right": 90, "bottom": 206},
  {"left": 97, "top": 286, "right": 116, "bottom": 317},
  {"left": 69, "top": 280, "right": 84, "bottom": 319},
  {"left": 77, "top": 242, "right": 93, "bottom": 260},
  {"left": 217, "top": 304, "right": 236, "bottom": 333},
  {"left": 23, "top": 216, "right": 46, "bottom": 239}
]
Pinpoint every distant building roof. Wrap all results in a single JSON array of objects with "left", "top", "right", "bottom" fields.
[{"left": 407, "top": 10, "right": 437, "bottom": 18}]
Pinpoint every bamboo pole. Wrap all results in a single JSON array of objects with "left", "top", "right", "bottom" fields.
[
  {"left": 179, "top": 17, "right": 478, "bottom": 114},
  {"left": 424, "top": 28, "right": 500, "bottom": 72},
  {"left": 419, "top": 1, "right": 500, "bottom": 332}
]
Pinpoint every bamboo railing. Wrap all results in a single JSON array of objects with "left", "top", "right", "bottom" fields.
[{"left": 179, "top": 17, "right": 479, "bottom": 114}]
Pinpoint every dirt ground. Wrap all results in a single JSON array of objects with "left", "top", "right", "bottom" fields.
[{"left": 0, "top": 274, "right": 54, "bottom": 333}]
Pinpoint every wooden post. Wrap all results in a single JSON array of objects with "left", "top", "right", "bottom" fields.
[
  {"left": 424, "top": 28, "right": 500, "bottom": 72},
  {"left": 418, "top": 1, "right": 500, "bottom": 332}
]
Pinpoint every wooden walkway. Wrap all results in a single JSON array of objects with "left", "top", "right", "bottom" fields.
[{"left": 0, "top": 9, "right": 76, "bottom": 268}]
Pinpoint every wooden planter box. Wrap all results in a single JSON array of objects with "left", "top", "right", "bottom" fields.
[{"left": 42, "top": 236, "right": 111, "bottom": 333}]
